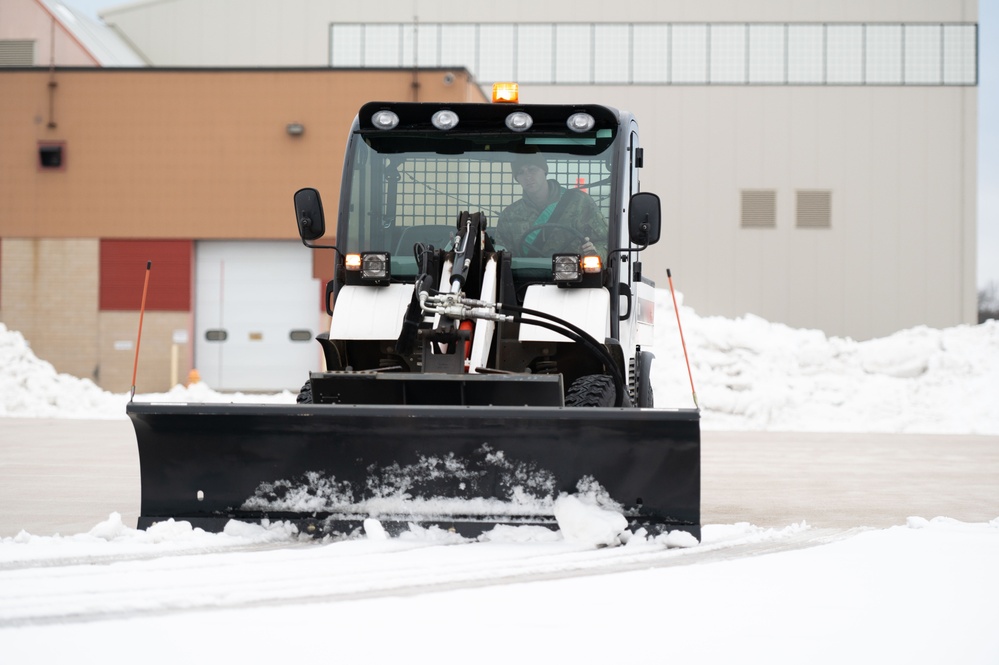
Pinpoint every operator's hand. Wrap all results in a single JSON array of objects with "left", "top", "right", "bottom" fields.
[{"left": 580, "top": 237, "right": 597, "bottom": 254}]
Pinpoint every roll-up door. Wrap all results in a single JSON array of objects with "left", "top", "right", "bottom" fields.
[{"left": 195, "top": 241, "right": 319, "bottom": 391}]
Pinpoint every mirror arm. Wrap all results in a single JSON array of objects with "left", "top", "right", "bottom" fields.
[{"left": 301, "top": 236, "right": 340, "bottom": 254}]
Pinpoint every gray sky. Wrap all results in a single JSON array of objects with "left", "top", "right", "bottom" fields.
[{"left": 62, "top": 0, "right": 998, "bottom": 289}]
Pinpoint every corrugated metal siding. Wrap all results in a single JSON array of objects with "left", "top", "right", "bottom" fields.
[{"left": 100, "top": 239, "right": 191, "bottom": 311}]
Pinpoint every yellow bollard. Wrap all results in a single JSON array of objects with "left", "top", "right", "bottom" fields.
[{"left": 187, "top": 368, "right": 201, "bottom": 386}]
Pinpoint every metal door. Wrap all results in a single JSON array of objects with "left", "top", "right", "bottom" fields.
[{"left": 195, "top": 241, "right": 319, "bottom": 391}]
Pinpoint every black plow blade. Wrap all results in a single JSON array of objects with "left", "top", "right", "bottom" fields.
[{"left": 126, "top": 403, "right": 700, "bottom": 540}]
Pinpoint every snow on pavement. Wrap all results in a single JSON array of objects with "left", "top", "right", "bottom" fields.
[
  {"left": 2, "top": 297, "right": 998, "bottom": 662},
  {"left": 1, "top": 516, "right": 997, "bottom": 664}
]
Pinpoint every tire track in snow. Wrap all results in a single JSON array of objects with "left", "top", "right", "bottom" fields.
[{"left": 0, "top": 526, "right": 863, "bottom": 627}]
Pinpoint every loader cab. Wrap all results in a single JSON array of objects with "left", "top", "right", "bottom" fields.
[
  {"left": 298, "top": 100, "right": 662, "bottom": 385},
  {"left": 333, "top": 102, "right": 632, "bottom": 291}
]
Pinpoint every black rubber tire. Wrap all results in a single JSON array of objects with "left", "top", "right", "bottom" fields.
[
  {"left": 295, "top": 380, "right": 313, "bottom": 404},
  {"left": 635, "top": 350, "right": 655, "bottom": 408},
  {"left": 565, "top": 374, "right": 616, "bottom": 407}
]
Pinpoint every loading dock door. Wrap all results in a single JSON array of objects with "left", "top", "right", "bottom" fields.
[{"left": 195, "top": 241, "right": 319, "bottom": 391}]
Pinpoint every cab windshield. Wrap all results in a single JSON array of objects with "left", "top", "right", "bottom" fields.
[{"left": 340, "top": 132, "right": 616, "bottom": 278}]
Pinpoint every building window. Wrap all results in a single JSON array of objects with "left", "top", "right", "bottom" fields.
[
  {"left": 38, "top": 142, "right": 65, "bottom": 170},
  {"left": 330, "top": 22, "right": 978, "bottom": 86},
  {"left": 796, "top": 190, "right": 832, "bottom": 228},
  {"left": 741, "top": 190, "right": 776, "bottom": 228}
]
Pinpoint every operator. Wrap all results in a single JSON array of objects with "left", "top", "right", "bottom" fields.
[{"left": 493, "top": 153, "right": 609, "bottom": 257}]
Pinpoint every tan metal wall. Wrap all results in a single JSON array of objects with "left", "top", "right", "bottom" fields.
[
  {"left": 0, "top": 68, "right": 485, "bottom": 391},
  {"left": 0, "top": 68, "right": 485, "bottom": 239}
]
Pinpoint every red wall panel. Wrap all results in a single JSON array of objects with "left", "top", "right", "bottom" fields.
[{"left": 100, "top": 240, "right": 192, "bottom": 311}]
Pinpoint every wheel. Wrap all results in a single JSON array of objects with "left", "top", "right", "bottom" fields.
[
  {"left": 565, "top": 374, "right": 616, "bottom": 407},
  {"left": 295, "top": 380, "right": 313, "bottom": 404},
  {"left": 517, "top": 223, "right": 588, "bottom": 257},
  {"left": 634, "top": 350, "right": 655, "bottom": 408}
]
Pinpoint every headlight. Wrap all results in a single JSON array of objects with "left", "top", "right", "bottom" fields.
[
  {"left": 431, "top": 110, "right": 459, "bottom": 130},
  {"left": 371, "top": 110, "right": 400, "bottom": 130},
  {"left": 345, "top": 252, "right": 391, "bottom": 282},
  {"left": 552, "top": 254, "right": 582, "bottom": 283},
  {"left": 505, "top": 111, "right": 533, "bottom": 132},
  {"left": 360, "top": 252, "right": 390, "bottom": 280},
  {"left": 566, "top": 112, "right": 595, "bottom": 133}
]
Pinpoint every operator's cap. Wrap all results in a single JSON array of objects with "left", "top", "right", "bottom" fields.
[{"left": 510, "top": 152, "right": 548, "bottom": 176}]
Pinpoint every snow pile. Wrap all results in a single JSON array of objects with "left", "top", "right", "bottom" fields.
[
  {"left": 2, "top": 294, "right": 998, "bottom": 433},
  {"left": 553, "top": 494, "right": 627, "bottom": 546},
  {"left": 651, "top": 291, "right": 999, "bottom": 434},
  {"left": 0, "top": 322, "right": 294, "bottom": 419},
  {"left": 0, "top": 513, "right": 304, "bottom": 566},
  {"left": 0, "top": 324, "right": 126, "bottom": 418}
]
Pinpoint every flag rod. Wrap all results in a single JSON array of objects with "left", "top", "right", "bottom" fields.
[
  {"left": 130, "top": 260, "right": 152, "bottom": 402},
  {"left": 667, "top": 268, "right": 698, "bottom": 410}
]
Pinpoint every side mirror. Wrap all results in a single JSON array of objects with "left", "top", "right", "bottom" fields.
[
  {"left": 628, "top": 192, "right": 662, "bottom": 246},
  {"left": 294, "top": 187, "right": 326, "bottom": 242}
]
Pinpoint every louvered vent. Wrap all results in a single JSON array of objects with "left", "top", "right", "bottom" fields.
[
  {"left": 0, "top": 40, "right": 34, "bottom": 67},
  {"left": 797, "top": 190, "right": 832, "bottom": 228},
  {"left": 741, "top": 190, "right": 776, "bottom": 228}
]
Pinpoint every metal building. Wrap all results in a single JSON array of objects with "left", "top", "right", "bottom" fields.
[
  {"left": 1, "top": 0, "right": 978, "bottom": 393},
  {"left": 99, "top": 0, "right": 979, "bottom": 340}
]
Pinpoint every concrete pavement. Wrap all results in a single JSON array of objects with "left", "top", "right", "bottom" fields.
[{"left": 1, "top": 419, "right": 997, "bottom": 537}]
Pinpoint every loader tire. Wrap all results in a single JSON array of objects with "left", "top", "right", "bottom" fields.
[
  {"left": 296, "top": 380, "right": 313, "bottom": 404},
  {"left": 566, "top": 374, "right": 616, "bottom": 407}
]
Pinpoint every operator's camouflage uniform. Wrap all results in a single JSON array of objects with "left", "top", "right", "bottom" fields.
[{"left": 492, "top": 180, "right": 609, "bottom": 256}]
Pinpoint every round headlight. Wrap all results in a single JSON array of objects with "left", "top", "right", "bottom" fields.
[
  {"left": 566, "top": 112, "right": 595, "bottom": 133},
  {"left": 431, "top": 110, "right": 459, "bottom": 131},
  {"left": 371, "top": 110, "right": 400, "bottom": 130},
  {"left": 505, "top": 111, "right": 534, "bottom": 132}
]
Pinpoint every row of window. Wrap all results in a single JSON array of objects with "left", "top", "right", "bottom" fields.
[
  {"left": 330, "top": 22, "right": 977, "bottom": 86},
  {"left": 741, "top": 190, "right": 831, "bottom": 229}
]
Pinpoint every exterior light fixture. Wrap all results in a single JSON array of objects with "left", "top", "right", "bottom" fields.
[
  {"left": 505, "top": 111, "right": 533, "bottom": 132},
  {"left": 431, "top": 110, "right": 459, "bottom": 131},
  {"left": 552, "top": 254, "right": 583, "bottom": 283},
  {"left": 372, "top": 110, "right": 400, "bottom": 130},
  {"left": 566, "top": 112, "right": 595, "bottom": 133},
  {"left": 286, "top": 122, "right": 305, "bottom": 136}
]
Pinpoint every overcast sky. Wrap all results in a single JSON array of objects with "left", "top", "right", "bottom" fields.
[{"left": 61, "top": 0, "right": 998, "bottom": 290}]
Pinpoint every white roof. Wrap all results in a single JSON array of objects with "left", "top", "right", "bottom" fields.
[{"left": 40, "top": 0, "right": 146, "bottom": 66}]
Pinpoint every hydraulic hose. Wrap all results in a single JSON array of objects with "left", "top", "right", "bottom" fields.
[{"left": 502, "top": 303, "right": 627, "bottom": 408}]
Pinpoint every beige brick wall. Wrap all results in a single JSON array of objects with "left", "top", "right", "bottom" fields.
[
  {"left": 1, "top": 238, "right": 99, "bottom": 381},
  {"left": 99, "top": 312, "right": 192, "bottom": 394},
  {"left": 0, "top": 239, "right": 192, "bottom": 394}
]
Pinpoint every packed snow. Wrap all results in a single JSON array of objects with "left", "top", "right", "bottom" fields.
[{"left": 1, "top": 292, "right": 998, "bottom": 662}]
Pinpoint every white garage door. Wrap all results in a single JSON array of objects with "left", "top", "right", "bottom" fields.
[{"left": 195, "top": 241, "right": 320, "bottom": 391}]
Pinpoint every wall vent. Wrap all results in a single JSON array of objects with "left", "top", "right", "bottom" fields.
[
  {"left": 0, "top": 40, "right": 34, "bottom": 67},
  {"left": 740, "top": 190, "right": 776, "bottom": 228},
  {"left": 797, "top": 190, "right": 832, "bottom": 228}
]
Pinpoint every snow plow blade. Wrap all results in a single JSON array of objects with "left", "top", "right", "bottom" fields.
[{"left": 127, "top": 402, "right": 700, "bottom": 540}]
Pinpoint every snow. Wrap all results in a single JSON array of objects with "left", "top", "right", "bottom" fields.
[
  {"left": 1, "top": 295, "right": 998, "bottom": 662},
  {"left": 3, "top": 290, "right": 997, "bottom": 433}
]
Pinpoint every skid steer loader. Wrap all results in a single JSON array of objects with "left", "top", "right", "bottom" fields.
[{"left": 127, "top": 90, "right": 701, "bottom": 539}]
